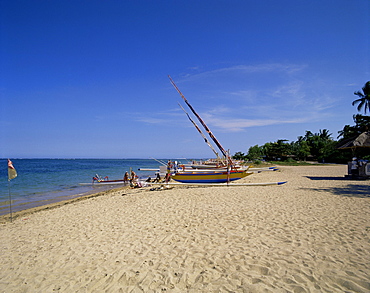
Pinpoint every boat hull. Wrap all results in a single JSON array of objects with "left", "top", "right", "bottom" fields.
[
  {"left": 171, "top": 170, "right": 252, "bottom": 183},
  {"left": 93, "top": 180, "right": 127, "bottom": 185}
]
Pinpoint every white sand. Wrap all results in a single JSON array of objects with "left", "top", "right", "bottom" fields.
[{"left": 0, "top": 165, "right": 369, "bottom": 292}]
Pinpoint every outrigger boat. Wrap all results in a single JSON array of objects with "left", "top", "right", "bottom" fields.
[
  {"left": 168, "top": 76, "right": 252, "bottom": 184},
  {"left": 80, "top": 179, "right": 127, "bottom": 186},
  {"left": 90, "top": 174, "right": 128, "bottom": 185},
  {"left": 91, "top": 179, "right": 127, "bottom": 185},
  {"left": 151, "top": 181, "right": 287, "bottom": 187}
]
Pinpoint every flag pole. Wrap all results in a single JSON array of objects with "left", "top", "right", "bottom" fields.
[
  {"left": 227, "top": 150, "right": 230, "bottom": 186},
  {"left": 7, "top": 159, "right": 17, "bottom": 223},
  {"left": 8, "top": 179, "right": 13, "bottom": 222}
]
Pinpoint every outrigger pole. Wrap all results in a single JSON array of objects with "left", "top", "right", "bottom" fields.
[
  {"left": 150, "top": 157, "right": 167, "bottom": 166},
  {"left": 168, "top": 75, "right": 233, "bottom": 166},
  {"left": 178, "top": 102, "right": 220, "bottom": 159},
  {"left": 151, "top": 181, "right": 287, "bottom": 187}
]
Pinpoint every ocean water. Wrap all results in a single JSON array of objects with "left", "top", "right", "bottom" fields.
[{"left": 0, "top": 158, "right": 169, "bottom": 216}]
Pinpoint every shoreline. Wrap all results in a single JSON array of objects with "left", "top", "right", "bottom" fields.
[
  {"left": 0, "top": 185, "right": 131, "bottom": 223},
  {"left": 1, "top": 165, "right": 369, "bottom": 292}
]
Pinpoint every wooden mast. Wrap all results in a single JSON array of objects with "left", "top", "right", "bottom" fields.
[
  {"left": 169, "top": 75, "right": 234, "bottom": 167},
  {"left": 178, "top": 102, "right": 220, "bottom": 159}
]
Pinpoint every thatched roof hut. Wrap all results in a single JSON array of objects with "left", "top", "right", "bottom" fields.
[{"left": 337, "top": 131, "right": 370, "bottom": 149}]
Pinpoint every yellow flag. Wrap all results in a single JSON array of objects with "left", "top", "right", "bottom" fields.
[{"left": 8, "top": 159, "right": 17, "bottom": 181}]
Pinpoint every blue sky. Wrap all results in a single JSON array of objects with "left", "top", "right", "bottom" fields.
[{"left": 1, "top": 0, "right": 369, "bottom": 159}]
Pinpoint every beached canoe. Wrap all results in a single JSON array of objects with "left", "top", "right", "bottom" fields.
[
  {"left": 80, "top": 179, "right": 128, "bottom": 185},
  {"left": 171, "top": 170, "right": 252, "bottom": 183}
]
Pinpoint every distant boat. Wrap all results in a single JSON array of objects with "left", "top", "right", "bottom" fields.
[
  {"left": 79, "top": 180, "right": 127, "bottom": 186},
  {"left": 171, "top": 169, "right": 252, "bottom": 183},
  {"left": 92, "top": 179, "right": 127, "bottom": 185},
  {"left": 90, "top": 174, "right": 128, "bottom": 185}
]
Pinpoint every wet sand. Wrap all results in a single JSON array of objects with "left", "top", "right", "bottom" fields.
[{"left": 0, "top": 165, "right": 369, "bottom": 292}]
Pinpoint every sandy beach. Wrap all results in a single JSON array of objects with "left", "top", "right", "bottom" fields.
[{"left": 0, "top": 165, "right": 369, "bottom": 292}]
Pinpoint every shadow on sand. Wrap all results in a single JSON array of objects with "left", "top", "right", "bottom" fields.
[
  {"left": 302, "top": 183, "right": 370, "bottom": 198},
  {"left": 306, "top": 176, "right": 350, "bottom": 181}
]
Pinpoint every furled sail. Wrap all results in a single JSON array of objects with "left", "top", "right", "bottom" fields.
[{"left": 178, "top": 102, "right": 220, "bottom": 159}]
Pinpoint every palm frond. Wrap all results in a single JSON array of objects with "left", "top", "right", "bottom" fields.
[
  {"left": 362, "top": 81, "right": 370, "bottom": 96},
  {"left": 352, "top": 98, "right": 361, "bottom": 106},
  {"left": 357, "top": 100, "right": 365, "bottom": 112},
  {"left": 354, "top": 91, "right": 364, "bottom": 98}
]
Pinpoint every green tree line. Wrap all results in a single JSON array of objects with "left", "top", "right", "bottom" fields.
[{"left": 233, "top": 81, "right": 370, "bottom": 163}]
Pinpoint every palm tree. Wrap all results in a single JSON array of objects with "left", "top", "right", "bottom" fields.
[
  {"left": 352, "top": 81, "right": 370, "bottom": 114},
  {"left": 319, "top": 129, "right": 332, "bottom": 140}
]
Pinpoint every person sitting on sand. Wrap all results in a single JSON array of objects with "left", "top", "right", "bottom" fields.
[
  {"left": 130, "top": 179, "right": 142, "bottom": 188},
  {"left": 153, "top": 173, "right": 161, "bottom": 182}
]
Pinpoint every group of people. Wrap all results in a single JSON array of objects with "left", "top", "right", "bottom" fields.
[
  {"left": 123, "top": 170, "right": 166, "bottom": 187},
  {"left": 166, "top": 160, "right": 184, "bottom": 172},
  {"left": 121, "top": 160, "right": 187, "bottom": 187},
  {"left": 94, "top": 162, "right": 179, "bottom": 186},
  {"left": 123, "top": 170, "right": 137, "bottom": 183},
  {"left": 350, "top": 157, "right": 368, "bottom": 176},
  {"left": 350, "top": 157, "right": 369, "bottom": 178},
  {"left": 92, "top": 175, "right": 108, "bottom": 182},
  {"left": 165, "top": 160, "right": 181, "bottom": 182}
]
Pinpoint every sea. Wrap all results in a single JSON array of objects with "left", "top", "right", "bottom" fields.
[{"left": 0, "top": 158, "right": 176, "bottom": 216}]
